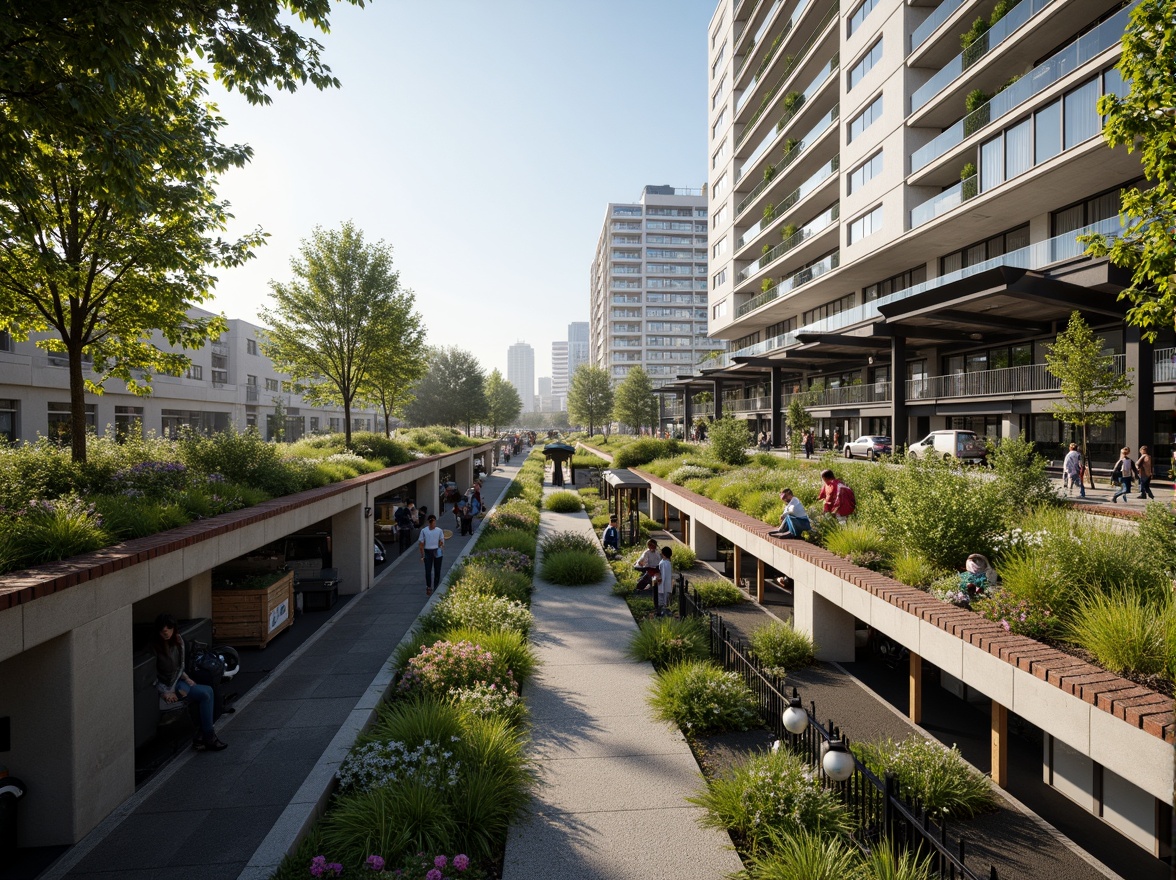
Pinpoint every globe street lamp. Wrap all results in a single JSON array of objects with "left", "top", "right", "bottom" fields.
[
  {"left": 782, "top": 687, "right": 809, "bottom": 735},
  {"left": 822, "top": 735, "right": 855, "bottom": 782}
]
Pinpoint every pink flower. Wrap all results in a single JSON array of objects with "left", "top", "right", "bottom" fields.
[
  {"left": 434, "top": 855, "right": 448, "bottom": 869},
  {"left": 426, "top": 870, "right": 443, "bottom": 880},
  {"left": 454, "top": 854, "right": 470, "bottom": 871}
]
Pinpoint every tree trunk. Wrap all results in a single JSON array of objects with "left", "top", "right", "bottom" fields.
[
  {"left": 343, "top": 396, "right": 353, "bottom": 450},
  {"left": 69, "top": 346, "right": 88, "bottom": 463},
  {"left": 1082, "top": 422, "right": 1093, "bottom": 488}
]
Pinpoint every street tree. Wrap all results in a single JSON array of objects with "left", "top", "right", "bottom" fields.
[
  {"left": 1, "top": 1, "right": 364, "bottom": 204},
  {"left": 612, "top": 366, "right": 660, "bottom": 434},
  {"left": 0, "top": 65, "right": 259, "bottom": 463},
  {"left": 260, "top": 222, "right": 423, "bottom": 450},
  {"left": 484, "top": 370, "right": 522, "bottom": 433},
  {"left": 786, "top": 394, "right": 815, "bottom": 453},
  {"left": 359, "top": 320, "right": 427, "bottom": 438},
  {"left": 708, "top": 416, "right": 751, "bottom": 465},
  {"left": 1081, "top": 0, "right": 1176, "bottom": 339},
  {"left": 1045, "top": 311, "right": 1134, "bottom": 487},
  {"left": 404, "top": 347, "right": 487, "bottom": 433},
  {"left": 568, "top": 366, "right": 614, "bottom": 437}
]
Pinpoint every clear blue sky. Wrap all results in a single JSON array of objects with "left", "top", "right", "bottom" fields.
[{"left": 207, "top": 0, "right": 717, "bottom": 381}]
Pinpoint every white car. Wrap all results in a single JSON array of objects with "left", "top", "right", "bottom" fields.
[
  {"left": 907, "top": 430, "right": 987, "bottom": 462},
  {"left": 843, "top": 435, "right": 892, "bottom": 460}
]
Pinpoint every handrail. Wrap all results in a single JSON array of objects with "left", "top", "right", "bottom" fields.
[
  {"left": 738, "top": 204, "right": 840, "bottom": 281},
  {"left": 908, "top": 357, "right": 1125, "bottom": 400},
  {"left": 909, "top": 0, "right": 965, "bottom": 54},
  {"left": 737, "top": 156, "right": 839, "bottom": 250},
  {"left": 738, "top": 54, "right": 838, "bottom": 178},
  {"left": 737, "top": 251, "right": 839, "bottom": 317},
  {"left": 910, "top": 174, "right": 978, "bottom": 227},
  {"left": 736, "top": 106, "right": 839, "bottom": 216}
]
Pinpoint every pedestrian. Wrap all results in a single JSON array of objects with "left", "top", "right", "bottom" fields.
[
  {"left": 418, "top": 514, "right": 445, "bottom": 595},
  {"left": 456, "top": 499, "right": 474, "bottom": 536},
  {"left": 1111, "top": 447, "right": 1136, "bottom": 503},
  {"left": 833, "top": 427, "right": 842, "bottom": 450},
  {"left": 818, "top": 469, "right": 856, "bottom": 523},
  {"left": 634, "top": 539, "right": 661, "bottom": 591},
  {"left": 153, "top": 613, "right": 227, "bottom": 752},
  {"left": 656, "top": 545, "right": 674, "bottom": 616},
  {"left": 395, "top": 500, "right": 414, "bottom": 554},
  {"left": 1137, "top": 445, "right": 1155, "bottom": 500},
  {"left": 803, "top": 430, "right": 814, "bottom": 459},
  {"left": 769, "top": 487, "right": 811, "bottom": 538},
  {"left": 1062, "top": 442, "right": 1086, "bottom": 499},
  {"left": 601, "top": 515, "right": 620, "bottom": 555}
]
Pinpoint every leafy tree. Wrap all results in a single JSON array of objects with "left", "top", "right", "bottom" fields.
[
  {"left": 260, "top": 223, "right": 421, "bottom": 450},
  {"left": 568, "top": 366, "right": 613, "bottom": 437},
  {"left": 484, "top": 369, "right": 523, "bottom": 433},
  {"left": 0, "top": 1, "right": 363, "bottom": 202},
  {"left": 404, "top": 347, "right": 487, "bottom": 433},
  {"left": 786, "top": 394, "right": 815, "bottom": 453},
  {"left": 708, "top": 416, "right": 751, "bottom": 466},
  {"left": 270, "top": 396, "right": 287, "bottom": 442},
  {"left": 0, "top": 64, "right": 258, "bottom": 463},
  {"left": 360, "top": 334, "right": 427, "bottom": 439},
  {"left": 612, "top": 366, "right": 659, "bottom": 434},
  {"left": 1080, "top": 0, "right": 1176, "bottom": 339},
  {"left": 1044, "top": 311, "right": 1133, "bottom": 487}
]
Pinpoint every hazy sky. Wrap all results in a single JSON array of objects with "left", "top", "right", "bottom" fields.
[{"left": 206, "top": 0, "right": 716, "bottom": 381}]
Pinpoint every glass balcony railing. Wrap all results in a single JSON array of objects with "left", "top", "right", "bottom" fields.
[
  {"left": 910, "top": 0, "right": 1055, "bottom": 114},
  {"left": 909, "top": 0, "right": 965, "bottom": 54},
  {"left": 736, "top": 4, "right": 839, "bottom": 147},
  {"left": 735, "top": 0, "right": 787, "bottom": 91},
  {"left": 910, "top": 175, "right": 977, "bottom": 227},
  {"left": 794, "top": 217, "right": 1120, "bottom": 336},
  {"left": 728, "top": 396, "right": 773, "bottom": 412},
  {"left": 738, "top": 54, "right": 838, "bottom": 180},
  {"left": 736, "top": 107, "right": 838, "bottom": 216},
  {"left": 734, "top": 0, "right": 779, "bottom": 78},
  {"left": 910, "top": 3, "right": 1135, "bottom": 172},
  {"left": 736, "top": 157, "right": 839, "bottom": 249},
  {"left": 738, "top": 203, "right": 839, "bottom": 280},
  {"left": 737, "top": 251, "right": 840, "bottom": 317}
]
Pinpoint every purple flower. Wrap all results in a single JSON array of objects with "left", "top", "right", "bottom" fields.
[
  {"left": 454, "top": 854, "right": 470, "bottom": 871},
  {"left": 367, "top": 854, "right": 386, "bottom": 871},
  {"left": 310, "top": 855, "right": 327, "bottom": 877},
  {"left": 434, "top": 855, "right": 448, "bottom": 869},
  {"left": 328, "top": 864, "right": 343, "bottom": 876},
  {"left": 426, "top": 870, "right": 443, "bottom": 880}
]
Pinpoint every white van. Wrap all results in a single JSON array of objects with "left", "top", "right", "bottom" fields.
[{"left": 907, "top": 430, "right": 987, "bottom": 462}]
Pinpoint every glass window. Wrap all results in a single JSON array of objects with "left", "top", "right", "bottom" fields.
[
  {"left": 712, "top": 109, "right": 727, "bottom": 140},
  {"left": 848, "top": 0, "right": 880, "bottom": 35},
  {"left": 1035, "top": 99, "right": 1061, "bottom": 164},
  {"left": 848, "top": 95, "right": 883, "bottom": 142},
  {"left": 1052, "top": 204, "right": 1085, "bottom": 236},
  {"left": 980, "top": 135, "right": 1004, "bottom": 192},
  {"left": 848, "top": 39, "right": 883, "bottom": 90},
  {"left": 1005, "top": 225, "right": 1029, "bottom": 252},
  {"left": 47, "top": 402, "right": 96, "bottom": 445},
  {"left": 1064, "top": 78, "right": 1099, "bottom": 148},
  {"left": 186, "top": 364, "right": 203, "bottom": 380},
  {"left": 1103, "top": 66, "right": 1126, "bottom": 100},
  {"left": 1011, "top": 344, "right": 1033, "bottom": 366},
  {"left": 1004, "top": 118, "right": 1032, "bottom": 179},
  {"left": 0, "top": 399, "right": 17, "bottom": 443},
  {"left": 989, "top": 348, "right": 1010, "bottom": 370},
  {"left": 941, "top": 251, "right": 963, "bottom": 274},
  {"left": 848, "top": 206, "right": 883, "bottom": 243},
  {"left": 246, "top": 338, "right": 258, "bottom": 355},
  {"left": 848, "top": 151, "right": 883, "bottom": 193}
]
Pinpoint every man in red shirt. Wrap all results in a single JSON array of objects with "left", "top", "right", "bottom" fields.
[{"left": 817, "top": 469, "right": 853, "bottom": 522}]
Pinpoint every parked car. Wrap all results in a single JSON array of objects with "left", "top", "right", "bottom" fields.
[
  {"left": 907, "top": 429, "right": 987, "bottom": 463},
  {"left": 843, "top": 435, "right": 892, "bottom": 460}
]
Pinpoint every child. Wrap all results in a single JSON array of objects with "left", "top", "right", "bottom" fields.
[{"left": 656, "top": 546, "right": 674, "bottom": 616}]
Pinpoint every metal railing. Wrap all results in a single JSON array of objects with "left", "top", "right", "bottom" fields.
[
  {"left": 728, "top": 395, "right": 772, "bottom": 412},
  {"left": 910, "top": 3, "right": 1134, "bottom": 172},
  {"left": 908, "top": 357, "right": 1125, "bottom": 399},
  {"left": 737, "top": 106, "right": 839, "bottom": 217},
  {"left": 738, "top": 54, "right": 839, "bottom": 179},
  {"left": 677, "top": 584, "right": 998, "bottom": 880},
  {"left": 737, "top": 156, "right": 839, "bottom": 250},
  {"left": 739, "top": 204, "right": 840, "bottom": 280},
  {"left": 911, "top": 175, "right": 978, "bottom": 227},
  {"left": 909, "top": 0, "right": 965, "bottom": 54},
  {"left": 737, "top": 250, "right": 840, "bottom": 317},
  {"left": 1156, "top": 347, "right": 1176, "bottom": 383}
]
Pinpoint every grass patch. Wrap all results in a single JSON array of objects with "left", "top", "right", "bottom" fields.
[
  {"left": 855, "top": 737, "right": 997, "bottom": 819},
  {"left": 1067, "top": 591, "right": 1168, "bottom": 677},
  {"left": 628, "top": 616, "right": 710, "bottom": 668},
  {"left": 544, "top": 490, "right": 583, "bottom": 513},
  {"left": 540, "top": 549, "right": 607, "bottom": 585},
  {"left": 670, "top": 544, "right": 697, "bottom": 571},
  {"left": 692, "top": 580, "right": 744, "bottom": 608},
  {"left": 747, "top": 620, "right": 815, "bottom": 674}
]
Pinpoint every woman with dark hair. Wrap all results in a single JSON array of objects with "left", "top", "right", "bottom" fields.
[{"left": 153, "top": 613, "right": 227, "bottom": 751}]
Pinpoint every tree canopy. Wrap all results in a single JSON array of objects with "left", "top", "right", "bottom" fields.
[
  {"left": 260, "top": 222, "right": 423, "bottom": 449},
  {"left": 404, "top": 347, "right": 487, "bottom": 433},
  {"left": 1081, "top": 0, "right": 1176, "bottom": 338},
  {"left": 567, "top": 366, "right": 613, "bottom": 436},
  {"left": 0, "top": 63, "right": 259, "bottom": 462},
  {"left": 612, "top": 366, "right": 659, "bottom": 434},
  {"left": 484, "top": 369, "right": 522, "bottom": 433}
]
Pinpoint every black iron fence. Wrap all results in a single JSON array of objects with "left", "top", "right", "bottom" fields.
[{"left": 677, "top": 576, "right": 997, "bottom": 880}]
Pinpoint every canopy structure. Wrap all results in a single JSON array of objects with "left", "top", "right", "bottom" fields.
[
  {"left": 603, "top": 468, "right": 650, "bottom": 547},
  {"left": 542, "top": 442, "right": 576, "bottom": 487}
]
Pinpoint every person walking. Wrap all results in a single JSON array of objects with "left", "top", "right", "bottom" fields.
[
  {"left": 419, "top": 514, "right": 445, "bottom": 595},
  {"left": 1111, "top": 447, "right": 1136, "bottom": 504},
  {"left": 769, "top": 487, "right": 811, "bottom": 538},
  {"left": 803, "top": 430, "right": 814, "bottom": 459},
  {"left": 656, "top": 545, "right": 674, "bottom": 617},
  {"left": 395, "top": 500, "right": 414, "bottom": 554},
  {"left": 1062, "top": 442, "right": 1086, "bottom": 499},
  {"left": 1136, "top": 445, "right": 1155, "bottom": 500}
]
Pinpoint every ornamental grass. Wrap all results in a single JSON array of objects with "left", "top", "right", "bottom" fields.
[
  {"left": 540, "top": 549, "right": 608, "bottom": 585},
  {"left": 747, "top": 620, "right": 815, "bottom": 675},
  {"left": 628, "top": 616, "right": 710, "bottom": 668},
  {"left": 692, "top": 580, "right": 744, "bottom": 608},
  {"left": 543, "top": 490, "right": 584, "bottom": 512},
  {"left": 648, "top": 660, "right": 760, "bottom": 734},
  {"left": 854, "top": 737, "right": 996, "bottom": 819}
]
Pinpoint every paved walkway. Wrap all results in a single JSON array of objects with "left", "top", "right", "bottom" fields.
[
  {"left": 41, "top": 457, "right": 523, "bottom": 880},
  {"left": 501, "top": 487, "right": 743, "bottom": 880}
]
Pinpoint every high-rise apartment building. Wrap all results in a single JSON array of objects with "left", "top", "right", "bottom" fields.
[
  {"left": 567, "top": 321, "right": 590, "bottom": 380},
  {"left": 551, "top": 341, "right": 569, "bottom": 410},
  {"left": 694, "top": 0, "right": 1168, "bottom": 465},
  {"left": 537, "top": 376, "right": 553, "bottom": 412},
  {"left": 589, "top": 186, "right": 724, "bottom": 386},
  {"left": 506, "top": 341, "right": 535, "bottom": 413}
]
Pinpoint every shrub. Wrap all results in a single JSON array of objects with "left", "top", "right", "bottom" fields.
[
  {"left": 397, "top": 640, "right": 516, "bottom": 699},
  {"left": 822, "top": 521, "right": 890, "bottom": 571},
  {"left": 972, "top": 590, "right": 1057, "bottom": 639},
  {"left": 539, "top": 530, "right": 600, "bottom": 555},
  {"left": 449, "top": 566, "right": 532, "bottom": 604},
  {"left": 10, "top": 497, "right": 110, "bottom": 565},
  {"left": 319, "top": 783, "right": 459, "bottom": 872},
  {"left": 348, "top": 432, "right": 414, "bottom": 466},
  {"left": 693, "top": 581, "right": 743, "bottom": 607},
  {"left": 540, "top": 549, "right": 607, "bottom": 585},
  {"left": 691, "top": 749, "right": 852, "bottom": 855},
  {"left": 613, "top": 438, "right": 685, "bottom": 469},
  {"left": 668, "top": 464, "right": 717, "bottom": 484},
  {"left": 337, "top": 738, "right": 462, "bottom": 796},
  {"left": 986, "top": 433, "right": 1057, "bottom": 512},
  {"left": 440, "top": 627, "right": 537, "bottom": 689},
  {"left": 855, "top": 737, "right": 996, "bottom": 818},
  {"left": 748, "top": 620, "right": 815, "bottom": 674},
  {"left": 648, "top": 660, "right": 760, "bottom": 734},
  {"left": 483, "top": 500, "right": 540, "bottom": 533},
  {"left": 1136, "top": 504, "right": 1176, "bottom": 580},
  {"left": 744, "top": 829, "right": 861, "bottom": 879},
  {"left": 708, "top": 416, "right": 751, "bottom": 466},
  {"left": 470, "top": 531, "right": 536, "bottom": 566},
  {"left": 628, "top": 617, "right": 710, "bottom": 668},
  {"left": 426, "top": 591, "right": 533, "bottom": 637},
  {"left": 177, "top": 428, "right": 307, "bottom": 497},
  {"left": 890, "top": 551, "right": 947, "bottom": 589},
  {"left": 670, "top": 544, "right": 696, "bottom": 571},
  {"left": 544, "top": 490, "right": 583, "bottom": 513},
  {"left": 1067, "top": 591, "right": 1167, "bottom": 677}
]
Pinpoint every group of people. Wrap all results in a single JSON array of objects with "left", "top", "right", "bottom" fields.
[
  {"left": 1063, "top": 442, "right": 1159, "bottom": 503},
  {"left": 768, "top": 469, "right": 855, "bottom": 539},
  {"left": 453, "top": 481, "right": 484, "bottom": 535},
  {"left": 601, "top": 516, "right": 675, "bottom": 615}
]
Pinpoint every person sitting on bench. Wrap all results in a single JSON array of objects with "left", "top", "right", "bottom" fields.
[
  {"left": 153, "top": 613, "right": 227, "bottom": 752},
  {"left": 769, "top": 488, "right": 810, "bottom": 539},
  {"left": 634, "top": 539, "right": 661, "bottom": 591}
]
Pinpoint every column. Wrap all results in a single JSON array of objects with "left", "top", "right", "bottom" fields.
[
  {"left": 732, "top": 544, "right": 742, "bottom": 587},
  {"left": 1125, "top": 325, "right": 1155, "bottom": 451},
  {"left": 713, "top": 380, "right": 724, "bottom": 420},
  {"left": 770, "top": 365, "right": 783, "bottom": 448},
  {"left": 331, "top": 501, "right": 369, "bottom": 595},
  {"left": 992, "top": 701, "right": 1009, "bottom": 788},
  {"left": 690, "top": 517, "right": 717, "bottom": 559},
  {"left": 683, "top": 390, "right": 694, "bottom": 437},
  {"left": 890, "top": 334, "right": 908, "bottom": 449},
  {"left": 454, "top": 455, "right": 473, "bottom": 492},
  {"left": 756, "top": 558, "right": 765, "bottom": 604},
  {"left": 909, "top": 651, "right": 922, "bottom": 723},
  {"left": 792, "top": 590, "right": 855, "bottom": 661}
]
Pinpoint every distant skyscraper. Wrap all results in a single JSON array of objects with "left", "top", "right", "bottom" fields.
[
  {"left": 506, "top": 341, "right": 535, "bottom": 413},
  {"left": 537, "top": 376, "right": 552, "bottom": 412},
  {"left": 567, "top": 321, "right": 589, "bottom": 380},
  {"left": 551, "top": 341, "right": 569, "bottom": 409}
]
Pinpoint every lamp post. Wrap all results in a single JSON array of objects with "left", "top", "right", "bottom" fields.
[
  {"left": 822, "top": 734, "right": 855, "bottom": 782},
  {"left": 782, "top": 687, "right": 808, "bottom": 735}
]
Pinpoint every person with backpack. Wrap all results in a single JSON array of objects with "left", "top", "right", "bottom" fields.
[
  {"left": 818, "top": 469, "right": 856, "bottom": 523},
  {"left": 1111, "top": 447, "right": 1136, "bottom": 504},
  {"left": 153, "top": 613, "right": 227, "bottom": 752}
]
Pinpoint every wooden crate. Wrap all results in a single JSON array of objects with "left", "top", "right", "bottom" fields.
[{"left": 212, "top": 570, "right": 294, "bottom": 648}]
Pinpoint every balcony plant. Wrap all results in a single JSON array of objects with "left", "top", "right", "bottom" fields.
[
  {"left": 781, "top": 223, "right": 799, "bottom": 242},
  {"left": 963, "top": 89, "right": 990, "bottom": 136},
  {"left": 763, "top": 203, "right": 777, "bottom": 222},
  {"left": 761, "top": 277, "right": 777, "bottom": 293},
  {"left": 960, "top": 162, "right": 978, "bottom": 199},
  {"left": 763, "top": 164, "right": 777, "bottom": 183}
]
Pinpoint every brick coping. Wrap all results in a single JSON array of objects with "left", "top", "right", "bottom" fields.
[
  {"left": 0, "top": 442, "right": 495, "bottom": 613},
  {"left": 634, "top": 466, "right": 1175, "bottom": 745}
]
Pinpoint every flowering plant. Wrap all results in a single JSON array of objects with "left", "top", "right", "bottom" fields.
[
  {"left": 370, "top": 851, "right": 479, "bottom": 878},
  {"left": 431, "top": 591, "right": 532, "bottom": 635},
  {"left": 448, "top": 681, "right": 522, "bottom": 718},
  {"left": 397, "top": 640, "right": 516, "bottom": 698},
  {"left": 110, "top": 460, "right": 190, "bottom": 496},
  {"left": 972, "top": 591, "right": 1056, "bottom": 639},
  {"left": 309, "top": 855, "right": 343, "bottom": 877},
  {"left": 336, "top": 738, "right": 462, "bottom": 795},
  {"left": 464, "top": 548, "right": 532, "bottom": 575},
  {"left": 931, "top": 572, "right": 991, "bottom": 608}
]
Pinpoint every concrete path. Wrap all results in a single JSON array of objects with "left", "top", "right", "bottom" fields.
[
  {"left": 501, "top": 489, "right": 743, "bottom": 880},
  {"left": 41, "top": 456, "right": 523, "bottom": 880}
]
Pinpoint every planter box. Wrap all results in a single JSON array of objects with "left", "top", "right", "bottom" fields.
[{"left": 212, "top": 570, "right": 294, "bottom": 648}]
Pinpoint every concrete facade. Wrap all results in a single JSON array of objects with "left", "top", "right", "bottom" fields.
[{"left": 507, "top": 341, "right": 535, "bottom": 414}]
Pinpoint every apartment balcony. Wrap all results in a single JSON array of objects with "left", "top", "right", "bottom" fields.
[
  {"left": 738, "top": 203, "right": 840, "bottom": 282},
  {"left": 727, "top": 396, "right": 772, "bottom": 412},
  {"left": 735, "top": 3, "right": 838, "bottom": 148},
  {"left": 908, "top": 0, "right": 966, "bottom": 57},
  {"left": 909, "top": 3, "right": 1131, "bottom": 176},
  {"left": 736, "top": 106, "right": 839, "bottom": 219},
  {"left": 734, "top": 0, "right": 785, "bottom": 81},
  {"left": 907, "top": 0, "right": 1120, "bottom": 128},
  {"left": 781, "top": 382, "right": 893, "bottom": 410},
  {"left": 1155, "top": 348, "right": 1176, "bottom": 384},
  {"left": 737, "top": 250, "right": 840, "bottom": 318},
  {"left": 907, "top": 357, "right": 1124, "bottom": 400},
  {"left": 911, "top": 176, "right": 977, "bottom": 227},
  {"left": 736, "top": 157, "right": 839, "bottom": 254},
  {"left": 662, "top": 399, "right": 684, "bottom": 417}
]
